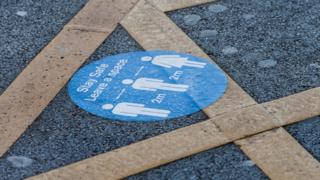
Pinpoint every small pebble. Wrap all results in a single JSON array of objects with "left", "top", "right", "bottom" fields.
[
  {"left": 242, "top": 160, "right": 255, "bottom": 167},
  {"left": 242, "top": 14, "right": 255, "bottom": 20},
  {"left": 199, "top": 29, "right": 218, "bottom": 38},
  {"left": 16, "top": 11, "right": 27, "bottom": 17},
  {"left": 7, "top": 155, "right": 33, "bottom": 168},
  {"left": 241, "top": 52, "right": 263, "bottom": 62},
  {"left": 183, "top": 14, "right": 201, "bottom": 26},
  {"left": 222, "top": 46, "right": 238, "bottom": 55},
  {"left": 258, "top": 59, "right": 277, "bottom": 68},
  {"left": 310, "top": 63, "right": 320, "bottom": 69},
  {"left": 208, "top": 4, "right": 228, "bottom": 13}
]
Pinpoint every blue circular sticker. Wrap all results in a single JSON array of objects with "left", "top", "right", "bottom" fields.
[{"left": 68, "top": 51, "right": 228, "bottom": 121}]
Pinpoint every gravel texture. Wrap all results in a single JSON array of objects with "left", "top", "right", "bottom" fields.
[
  {"left": 130, "top": 0, "right": 320, "bottom": 178},
  {"left": 167, "top": 0, "right": 320, "bottom": 103},
  {"left": 1, "top": 0, "right": 319, "bottom": 179},
  {"left": 286, "top": 116, "right": 320, "bottom": 161},
  {"left": 0, "top": 0, "right": 88, "bottom": 95},
  {"left": 128, "top": 144, "right": 268, "bottom": 180},
  {"left": 0, "top": 26, "right": 210, "bottom": 180}
]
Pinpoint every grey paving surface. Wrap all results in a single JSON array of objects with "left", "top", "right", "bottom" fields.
[
  {"left": 128, "top": 144, "right": 268, "bottom": 180},
  {"left": 0, "top": 0, "right": 87, "bottom": 95},
  {"left": 131, "top": 1, "right": 320, "bottom": 179},
  {"left": 167, "top": 0, "right": 320, "bottom": 103},
  {"left": 1, "top": 0, "right": 319, "bottom": 179},
  {"left": 286, "top": 116, "right": 320, "bottom": 161},
  {"left": 0, "top": 26, "right": 210, "bottom": 180}
]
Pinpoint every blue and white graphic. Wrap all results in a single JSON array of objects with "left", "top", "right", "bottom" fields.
[{"left": 68, "top": 51, "right": 228, "bottom": 121}]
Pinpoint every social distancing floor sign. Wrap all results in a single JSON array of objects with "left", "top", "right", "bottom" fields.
[{"left": 68, "top": 51, "right": 228, "bottom": 121}]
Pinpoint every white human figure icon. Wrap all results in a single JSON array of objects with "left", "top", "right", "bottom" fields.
[
  {"left": 141, "top": 55, "right": 206, "bottom": 69},
  {"left": 102, "top": 103, "right": 170, "bottom": 117},
  {"left": 122, "top": 78, "right": 189, "bottom": 92}
]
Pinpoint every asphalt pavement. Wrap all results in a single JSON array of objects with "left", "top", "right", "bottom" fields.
[
  {"left": 0, "top": 0, "right": 319, "bottom": 179},
  {"left": 0, "top": 25, "right": 211, "bottom": 179},
  {"left": 129, "top": 0, "right": 320, "bottom": 178},
  {"left": 0, "top": 0, "right": 87, "bottom": 95}
]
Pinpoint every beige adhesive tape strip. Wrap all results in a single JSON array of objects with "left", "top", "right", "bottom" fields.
[
  {"left": 263, "top": 87, "right": 320, "bottom": 126},
  {"left": 0, "top": 0, "right": 139, "bottom": 157},
  {"left": 120, "top": 0, "right": 256, "bottom": 118},
  {"left": 28, "top": 119, "right": 230, "bottom": 180},
  {"left": 121, "top": 4, "right": 320, "bottom": 180},
  {"left": 236, "top": 128, "right": 320, "bottom": 180},
  {"left": 2, "top": 0, "right": 317, "bottom": 179},
  {"left": 148, "top": 0, "right": 217, "bottom": 12},
  {"left": 27, "top": 103, "right": 275, "bottom": 179},
  {"left": 29, "top": 87, "right": 320, "bottom": 179},
  {"left": 28, "top": 0, "right": 320, "bottom": 179},
  {"left": 66, "top": 0, "right": 138, "bottom": 32},
  {"left": 122, "top": 1, "right": 210, "bottom": 57},
  {"left": 237, "top": 88, "right": 320, "bottom": 180}
]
